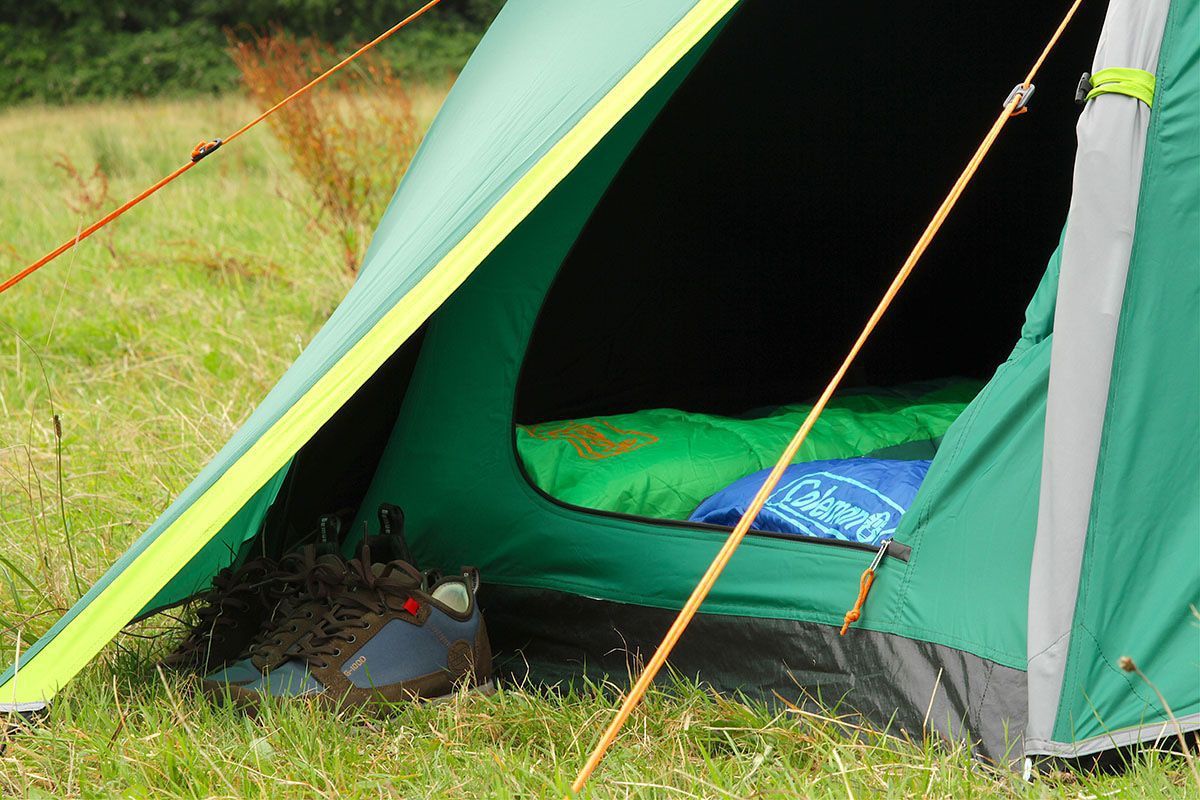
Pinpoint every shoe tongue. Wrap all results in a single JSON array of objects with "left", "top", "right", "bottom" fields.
[
  {"left": 377, "top": 558, "right": 426, "bottom": 588},
  {"left": 279, "top": 543, "right": 336, "bottom": 573}
]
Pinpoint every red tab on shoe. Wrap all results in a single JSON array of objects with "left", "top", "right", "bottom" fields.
[{"left": 404, "top": 597, "right": 420, "bottom": 616}]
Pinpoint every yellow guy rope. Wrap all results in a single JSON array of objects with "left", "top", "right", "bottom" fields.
[{"left": 570, "top": 0, "right": 1084, "bottom": 792}]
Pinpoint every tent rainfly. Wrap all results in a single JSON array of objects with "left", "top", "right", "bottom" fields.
[{"left": 4, "top": 0, "right": 1197, "bottom": 767}]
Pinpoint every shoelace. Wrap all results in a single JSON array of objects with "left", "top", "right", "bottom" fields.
[
  {"left": 246, "top": 549, "right": 352, "bottom": 668},
  {"left": 251, "top": 546, "right": 327, "bottom": 619},
  {"left": 163, "top": 556, "right": 276, "bottom": 666},
  {"left": 287, "top": 546, "right": 425, "bottom": 670}
]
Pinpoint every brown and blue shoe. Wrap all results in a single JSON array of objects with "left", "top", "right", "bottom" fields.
[{"left": 208, "top": 546, "right": 493, "bottom": 708}]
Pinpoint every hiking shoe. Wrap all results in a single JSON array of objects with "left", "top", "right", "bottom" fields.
[
  {"left": 203, "top": 532, "right": 427, "bottom": 691},
  {"left": 164, "top": 512, "right": 349, "bottom": 674},
  {"left": 161, "top": 556, "right": 278, "bottom": 673},
  {"left": 200, "top": 543, "right": 338, "bottom": 687},
  {"left": 209, "top": 549, "right": 492, "bottom": 708}
]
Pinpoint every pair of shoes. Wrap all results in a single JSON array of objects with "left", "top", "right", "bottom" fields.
[
  {"left": 161, "top": 512, "right": 346, "bottom": 674},
  {"left": 159, "top": 555, "right": 279, "bottom": 673},
  {"left": 165, "top": 506, "right": 493, "bottom": 709}
]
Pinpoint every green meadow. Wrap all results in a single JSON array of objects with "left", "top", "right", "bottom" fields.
[{"left": 0, "top": 96, "right": 1193, "bottom": 799}]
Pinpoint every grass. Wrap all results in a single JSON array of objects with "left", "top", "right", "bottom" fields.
[{"left": 0, "top": 96, "right": 1195, "bottom": 798}]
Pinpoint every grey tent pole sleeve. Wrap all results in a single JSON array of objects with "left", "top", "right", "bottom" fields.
[{"left": 1025, "top": 0, "right": 1169, "bottom": 756}]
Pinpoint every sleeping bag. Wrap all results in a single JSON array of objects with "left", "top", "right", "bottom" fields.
[
  {"left": 516, "top": 379, "right": 979, "bottom": 520},
  {"left": 689, "top": 458, "right": 931, "bottom": 545}
]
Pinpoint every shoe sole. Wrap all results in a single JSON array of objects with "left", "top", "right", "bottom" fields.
[
  {"left": 203, "top": 677, "right": 497, "bottom": 711},
  {"left": 426, "top": 679, "right": 496, "bottom": 702}
]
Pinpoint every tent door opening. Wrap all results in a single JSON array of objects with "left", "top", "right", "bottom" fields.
[{"left": 512, "top": 0, "right": 1105, "bottom": 545}]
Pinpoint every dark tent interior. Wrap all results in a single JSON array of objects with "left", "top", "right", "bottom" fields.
[{"left": 517, "top": 0, "right": 1106, "bottom": 421}]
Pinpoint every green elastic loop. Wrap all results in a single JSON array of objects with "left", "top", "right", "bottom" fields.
[{"left": 1085, "top": 67, "right": 1156, "bottom": 107}]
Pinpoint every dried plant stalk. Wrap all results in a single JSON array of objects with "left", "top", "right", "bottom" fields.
[{"left": 227, "top": 28, "right": 422, "bottom": 274}]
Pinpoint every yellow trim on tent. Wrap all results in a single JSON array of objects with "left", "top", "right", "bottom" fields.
[{"left": 0, "top": 0, "right": 740, "bottom": 707}]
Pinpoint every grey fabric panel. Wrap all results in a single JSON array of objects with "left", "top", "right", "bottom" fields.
[
  {"left": 1027, "top": 712, "right": 1200, "bottom": 759},
  {"left": 1026, "top": 0, "right": 1169, "bottom": 749},
  {"left": 480, "top": 586, "right": 1028, "bottom": 767},
  {"left": 0, "top": 701, "right": 47, "bottom": 714}
]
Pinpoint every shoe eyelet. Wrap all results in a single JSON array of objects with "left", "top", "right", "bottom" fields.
[
  {"left": 346, "top": 635, "right": 357, "bottom": 644},
  {"left": 305, "top": 611, "right": 314, "bottom": 618},
  {"left": 332, "top": 649, "right": 342, "bottom": 657}
]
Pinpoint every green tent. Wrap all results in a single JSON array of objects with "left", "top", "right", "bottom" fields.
[{"left": 4, "top": 0, "right": 1196, "bottom": 766}]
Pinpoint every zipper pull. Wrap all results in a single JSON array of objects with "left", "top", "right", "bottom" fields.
[{"left": 840, "top": 540, "right": 890, "bottom": 636}]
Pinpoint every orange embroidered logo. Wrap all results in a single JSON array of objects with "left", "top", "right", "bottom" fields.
[{"left": 521, "top": 420, "right": 658, "bottom": 460}]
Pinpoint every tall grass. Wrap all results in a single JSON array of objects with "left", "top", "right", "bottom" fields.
[{"left": 0, "top": 90, "right": 440, "bottom": 649}]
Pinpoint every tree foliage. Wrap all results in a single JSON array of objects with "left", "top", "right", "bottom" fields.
[{"left": 0, "top": 1, "right": 504, "bottom": 104}]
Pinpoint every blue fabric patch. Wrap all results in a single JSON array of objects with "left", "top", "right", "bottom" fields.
[
  {"left": 689, "top": 458, "right": 931, "bottom": 546},
  {"left": 204, "top": 658, "right": 261, "bottom": 687},
  {"left": 248, "top": 660, "right": 324, "bottom": 697},
  {"left": 343, "top": 609, "right": 479, "bottom": 690}
]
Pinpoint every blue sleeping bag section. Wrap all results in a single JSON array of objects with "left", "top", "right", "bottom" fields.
[{"left": 689, "top": 458, "right": 931, "bottom": 546}]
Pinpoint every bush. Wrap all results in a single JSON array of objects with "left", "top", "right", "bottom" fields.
[
  {"left": 0, "top": 22, "right": 236, "bottom": 104},
  {"left": 0, "top": 1, "right": 503, "bottom": 106},
  {"left": 228, "top": 28, "right": 424, "bottom": 274}
]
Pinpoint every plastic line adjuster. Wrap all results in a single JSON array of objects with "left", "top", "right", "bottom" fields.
[
  {"left": 190, "top": 138, "right": 223, "bottom": 162},
  {"left": 1003, "top": 82, "right": 1036, "bottom": 113}
]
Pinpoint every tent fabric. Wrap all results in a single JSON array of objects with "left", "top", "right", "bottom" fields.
[
  {"left": 1026, "top": 0, "right": 1173, "bottom": 756},
  {"left": 1033, "top": 0, "right": 1199, "bottom": 756},
  {"left": 2, "top": 0, "right": 1195, "bottom": 767},
  {"left": 517, "top": 380, "right": 978, "bottom": 520}
]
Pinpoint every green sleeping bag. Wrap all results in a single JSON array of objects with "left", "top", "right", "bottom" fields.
[{"left": 516, "top": 379, "right": 982, "bottom": 520}]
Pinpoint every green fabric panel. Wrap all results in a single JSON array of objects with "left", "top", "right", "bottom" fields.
[
  {"left": 1085, "top": 67, "right": 1156, "bottom": 107},
  {"left": 352, "top": 8, "right": 1080, "bottom": 669},
  {"left": 1012, "top": 228, "right": 1064, "bottom": 358},
  {"left": 1055, "top": 1, "right": 1199, "bottom": 743},
  {"left": 887, "top": 337, "right": 1052, "bottom": 669},
  {"left": 7, "top": 0, "right": 718, "bottom": 676},
  {"left": 517, "top": 381, "right": 980, "bottom": 520},
  {"left": 353, "top": 14, "right": 1057, "bottom": 669},
  {"left": 878, "top": 232, "right": 1068, "bottom": 668}
]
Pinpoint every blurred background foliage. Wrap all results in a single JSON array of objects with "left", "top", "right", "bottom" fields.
[{"left": 0, "top": 0, "right": 504, "bottom": 105}]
